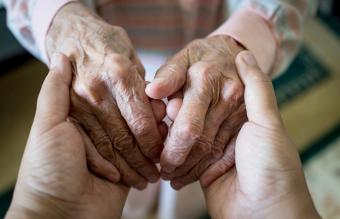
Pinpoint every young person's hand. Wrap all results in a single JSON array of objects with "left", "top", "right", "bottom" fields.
[
  {"left": 6, "top": 54, "right": 128, "bottom": 219},
  {"left": 202, "top": 51, "right": 320, "bottom": 219}
]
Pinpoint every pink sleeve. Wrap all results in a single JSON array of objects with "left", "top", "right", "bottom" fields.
[
  {"left": 32, "top": 0, "right": 76, "bottom": 63},
  {"left": 212, "top": 0, "right": 317, "bottom": 77},
  {"left": 210, "top": 8, "right": 276, "bottom": 75}
]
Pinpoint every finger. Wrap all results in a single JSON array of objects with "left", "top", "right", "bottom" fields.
[
  {"left": 145, "top": 49, "right": 189, "bottom": 99},
  {"left": 114, "top": 67, "right": 164, "bottom": 162},
  {"left": 213, "top": 103, "right": 246, "bottom": 155},
  {"left": 35, "top": 53, "right": 72, "bottom": 130},
  {"left": 150, "top": 99, "right": 166, "bottom": 122},
  {"left": 167, "top": 98, "right": 183, "bottom": 121},
  {"left": 130, "top": 50, "right": 146, "bottom": 78},
  {"left": 171, "top": 136, "right": 237, "bottom": 190},
  {"left": 158, "top": 122, "right": 168, "bottom": 140},
  {"left": 235, "top": 51, "right": 281, "bottom": 127},
  {"left": 200, "top": 137, "right": 237, "bottom": 187},
  {"left": 162, "top": 79, "right": 244, "bottom": 179},
  {"left": 161, "top": 104, "right": 246, "bottom": 180},
  {"left": 161, "top": 62, "right": 213, "bottom": 173},
  {"left": 162, "top": 104, "right": 246, "bottom": 183},
  {"left": 198, "top": 105, "right": 246, "bottom": 187},
  {"left": 167, "top": 89, "right": 184, "bottom": 121},
  {"left": 72, "top": 111, "right": 148, "bottom": 189},
  {"left": 92, "top": 97, "right": 160, "bottom": 183},
  {"left": 71, "top": 94, "right": 148, "bottom": 189},
  {"left": 73, "top": 120, "right": 121, "bottom": 183}
]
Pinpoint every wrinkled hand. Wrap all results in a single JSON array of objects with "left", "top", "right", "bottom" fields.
[
  {"left": 6, "top": 54, "right": 128, "bottom": 219},
  {"left": 203, "top": 51, "right": 320, "bottom": 219},
  {"left": 146, "top": 35, "right": 245, "bottom": 189},
  {"left": 46, "top": 2, "right": 167, "bottom": 189}
]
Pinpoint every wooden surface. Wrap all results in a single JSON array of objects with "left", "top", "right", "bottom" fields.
[{"left": 0, "top": 18, "right": 339, "bottom": 195}]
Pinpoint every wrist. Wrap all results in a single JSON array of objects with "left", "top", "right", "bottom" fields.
[
  {"left": 45, "top": 2, "right": 111, "bottom": 63},
  {"left": 260, "top": 186, "right": 320, "bottom": 219},
  {"left": 206, "top": 34, "right": 245, "bottom": 59},
  {"left": 6, "top": 186, "right": 70, "bottom": 219},
  {"left": 210, "top": 8, "right": 276, "bottom": 74}
]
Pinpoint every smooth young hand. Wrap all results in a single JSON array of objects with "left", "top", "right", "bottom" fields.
[
  {"left": 6, "top": 54, "right": 128, "bottom": 219},
  {"left": 203, "top": 51, "right": 320, "bottom": 219}
]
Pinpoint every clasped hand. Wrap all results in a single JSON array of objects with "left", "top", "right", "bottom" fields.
[
  {"left": 45, "top": 1, "right": 246, "bottom": 190},
  {"left": 6, "top": 51, "right": 320, "bottom": 219}
]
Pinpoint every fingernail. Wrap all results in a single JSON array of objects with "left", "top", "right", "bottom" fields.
[
  {"left": 108, "top": 173, "right": 120, "bottom": 183},
  {"left": 171, "top": 181, "right": 183, "bottom": 190},
  {"left": 147, "top": 79, "right": 161, "bottom": 88},
  {"left": 162, "top": 165, "right": 176, "bottom": 173},
  {"left": 50, "top": 53, "right": 62, "bottom": 69},
  {"left": 148, "top": 175, "right": 160, "bottom": 183},
  {"left": 136, "top": 182, "right": 147, "bottom": 190},
  {"left": 242, "top": 52, "right": 257, "bottom": 66},
  {"left": 161, "top": 174, "right": 171, "bottom": 181},
  {"left": 201, "top": 176, "right": 212, "bottom": 188}
]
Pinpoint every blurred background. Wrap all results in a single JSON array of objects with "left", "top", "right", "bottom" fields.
[{"left": 0, "top": 0, "right": 339, "bottom": 219}]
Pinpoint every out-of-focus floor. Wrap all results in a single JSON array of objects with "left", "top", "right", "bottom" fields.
[{"left": 0, "top": 18, "right": 339, "bottom": 218}]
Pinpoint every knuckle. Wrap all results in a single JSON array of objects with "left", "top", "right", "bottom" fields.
[
  {"left": 106, "top": 55, "right": 132, "bottom": 82},
  {"left": 73, "top": 76, "right": 105, "bottom": 105},
  {"left": 129, "top": 115, "right": 154, "bottom": 137},
  {"left": 95, "top": 136, "right": 112, "bottom": 155},
  {"left": 189, "top": 62, "right": 212, "bottom": 80},
  {"left": 188, "top": 38, "right": 204, "bottom": 49},
  {"left": 113, "top": 129, "right": 134, "bottom": 152},
  {"left": 188, "top": 62, "right": 216, "bottom": 97},
  {"left": 195, "top": 137, "right": 213, "bottom": 154},
  {"left": 175, "top": 123, "right": 201, "bottom": 143},
  {"left": 113, "top": 26, "right": 127, "bottom": 35},
  {"left": 211, "top": 144, "right": 224, "bottom": 159},
  {"left": 164, "top": 147, "right": 187, "bottom": 165},
  {"left": 222, "top": 80, "right": 243, "bottom": 101}
]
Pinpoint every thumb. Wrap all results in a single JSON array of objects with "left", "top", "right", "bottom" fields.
[
  {"left": 34, "top": 53, "right": 72, "bottom": 130},
  {"left": 235, "top": 51, "right": 281, "bottom": 127},
  {"left": 145, "top": 50, "right": 188, "bottom": 99}
]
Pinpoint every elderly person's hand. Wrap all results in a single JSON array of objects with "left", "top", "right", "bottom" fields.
[
  {"left": 203, "top": 51, "right": 320, "bottom": 219},
  {"left": 146, "top": 35, "right": 245, "bottom": 189},
  {"left": 46, "top": 2, "right": 167, "bottom": 189},
  {"left": 5, "top": 54, "right": 128, "bottom": 219}
]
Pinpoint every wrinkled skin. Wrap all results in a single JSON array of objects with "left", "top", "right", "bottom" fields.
[
  {"left": 6, "top": 55, "right": 128, "bottom": 219},
  {"left": 146, "top": 35, "right": 246, "bottom": 189},
  {"left": 203, "top": 51, "right": 320, "bottom": 219},
  {"left": 46, "top": 2, "right": 167, "bottom": 189}
]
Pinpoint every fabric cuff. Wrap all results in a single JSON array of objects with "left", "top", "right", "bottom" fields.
[
  {"left": 32, "top": 0, "right": 76, "bottom": 64},
  {"left": 210, "top": 8, "right": 277, "bottom": 75}
]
